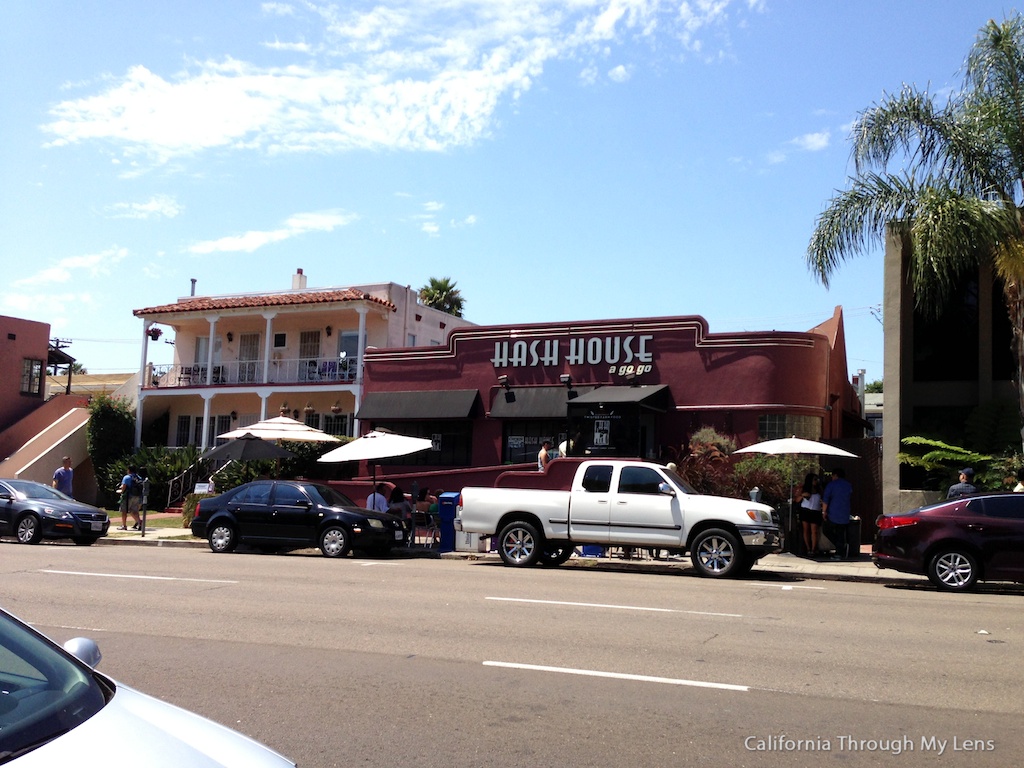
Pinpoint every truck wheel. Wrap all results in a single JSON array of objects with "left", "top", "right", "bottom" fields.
[
  {"left": 539, "top": 544, "right": 574, "bottom": 567},
  {"left": 497, "top": 521, "right": 542, "bottom": 567},
  {"left": 690, "top": 528, "right": 744, "bottom": 578}
]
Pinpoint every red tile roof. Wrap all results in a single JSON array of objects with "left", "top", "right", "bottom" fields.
[{"left": 134, "top": 288, "right": 395, "bottom": 317}]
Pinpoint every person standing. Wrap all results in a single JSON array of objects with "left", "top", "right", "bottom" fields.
[
  {"left": 388, "top": 486, "right": 415, "bottom": 547},
  {"left": 822, "top": 467, "right": 853, "bottom": 560},
  {"left": 117, "top": 465, "right": 144, "bottom": 531},
  {"left": 365, "top": 483, "right": 389, "bottom": 513},
  {"left": 947, "top": 468, "right": 977, "bottom": 498},
  {"left": 52, "top": 456, "right": 74, "bottom": 497},
  {"left": 798, "top": 473, "right": 824, "bottom": 557},
  {"left": 537, "top": 440, "right": 552, "bottom": 471}
]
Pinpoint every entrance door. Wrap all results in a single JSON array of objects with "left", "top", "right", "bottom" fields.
[{"left": 238, "top": 332, "right": 260, "bottom": 383}]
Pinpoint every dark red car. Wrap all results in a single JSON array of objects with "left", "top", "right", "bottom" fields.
[{"left": 873, "top": 493, "right": 1024, "bottom": 591}]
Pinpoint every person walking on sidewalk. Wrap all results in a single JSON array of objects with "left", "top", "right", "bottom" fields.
[
  {"left": 52, "top": 456, "right": 74, "bottom": 497},
  {"left": 117, "top": 466, "right": 144, "bottom": 531},
  {"left": 822, "top": 467, "right": 853, "bottom": 560}
]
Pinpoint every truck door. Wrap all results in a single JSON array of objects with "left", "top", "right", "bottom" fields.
[
  {"left": 608, "top": 465, "right": 683, "bottom": 548},
  {"left": 567, "top": 464, "right": 614, "bottom": 543}
]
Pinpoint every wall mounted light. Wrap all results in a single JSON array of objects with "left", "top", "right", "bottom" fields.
[
  {"left": 559, "top": 373, "right": 578, "bottom": 399},
  {"left": 292, "top": 409, "right": 300, "bottom": 420},
  {"left": 498, "top": 374, "right": 515, "bottom": 403},
  {"left": 230, "top": 410, "right": 238, "bottom": 421},
  {"left": 325, "top": 325, "right": 332, "bottom": 337},
  {"left": 226, "top": 332, "right": 233, "bottom": 343}
]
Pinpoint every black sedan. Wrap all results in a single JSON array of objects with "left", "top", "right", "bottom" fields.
[
  {"left": 873, "top": 492, "right": 1024, "bottom": 591},
  {"left": 0, "top": 479, "right": 110, "bottom": 545},
  {"left": 191, "top": 479, "right": 405, "bottom": 557}
]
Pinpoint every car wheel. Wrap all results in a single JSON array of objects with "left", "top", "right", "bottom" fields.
[
  {"left": 208, "top": 523, "right": 237, "bottom": 553},
  {"left": 319, "top": 525, "right": 352, "bottom": 558},
  {"left": 497, "top": 520, "right": 542, "bottom": 567},
  {"left": 927, "top": 548, "right": 979, "bottom": 591},
  {"left": 73, "top": 537, "right": 99, "bottom": 546},
  {"left": 538, "top": 543, "right": 574, "bottom": 567},
  {"left": 15, "top": 514, "right": 42, "bottom": 544},
  {"left": 690, "top": 528, "right": 745, "bottom": 578}
]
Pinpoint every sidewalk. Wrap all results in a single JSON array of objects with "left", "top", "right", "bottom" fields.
[{"left": 98, "top": 521, "right": 920, "bottom": 585}]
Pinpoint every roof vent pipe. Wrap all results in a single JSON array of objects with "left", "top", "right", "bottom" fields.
[{"left": 190, "top": 278, "right": 197, "bottom": 296}]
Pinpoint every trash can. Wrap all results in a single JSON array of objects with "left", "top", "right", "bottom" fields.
[
  {"left": 847, "top": 515, "right": 862, "bottom": 559},
  {"left": 438, "top": 492, "right": 459, "bottom": 553}
]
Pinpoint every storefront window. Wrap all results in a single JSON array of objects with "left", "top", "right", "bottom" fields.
[
  {"left": 369, "top": 420, "right": 471, "bottom": 466},
  {"left": 503, "top": 421, "right": 563, "bottom": 464}
]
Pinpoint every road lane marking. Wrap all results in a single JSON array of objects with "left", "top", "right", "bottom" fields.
[
  {"left": 41, "top": 570, "right": 237, "bottom": 584},
  {"left": 486, "top": 597, "right": 741, "bottom": 617},
  {"left": 483, "top": 661, "right": 750, "bottom": 691}
]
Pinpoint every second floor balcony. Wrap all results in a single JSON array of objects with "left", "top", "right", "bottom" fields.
[{"left": 149, "top": 357, "right": 357, "bottom": 389}]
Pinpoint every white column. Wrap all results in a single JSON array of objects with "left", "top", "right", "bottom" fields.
[
  {"left": 205, "top": 316, "right": 218, "bottom": 385},
  {"left": 353, "top": 306, "right": 368, "bottom": 435},
  {"left": 200, "top": 392, "right": 215, "bottom": 450},
  {"left": 135, "top": 321, "right": 153, "bottom": 448},
  {"left": 262, "top": 312, "right": 277, "bottom": 383}
]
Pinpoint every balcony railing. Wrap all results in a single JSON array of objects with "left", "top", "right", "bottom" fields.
[{"left": 149, "top": 358, "right": 356, "bottom": 388}]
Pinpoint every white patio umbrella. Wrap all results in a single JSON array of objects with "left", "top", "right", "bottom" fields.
[
  {"left": 318, "top": 429, "right": 434, "bottom": 464},
  {"left": 218, "top": 416, "right": 341, "bottom": 443},
  {"left": 733, "top": 436, "right": 859, "bottom": 552}
]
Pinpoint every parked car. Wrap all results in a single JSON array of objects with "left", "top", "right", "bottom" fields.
[
  {"left": 0, "top": 606, "right": 294, "bottom": 766},
  {"left": 873, "top": 493, "right": 1024, "bottom": 591},
  {"left": 0, "top": 480, "right": 109, "bottom": 546},
  {"left": 191, "top": 479, "right": 405, "bottom": 557}
]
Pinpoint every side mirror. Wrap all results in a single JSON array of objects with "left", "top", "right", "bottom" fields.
[
  {"left": 658, "top": 482, "right": 676, "bottom": 497},
  {"left": 64, "top": 637, "right": 102, "bottom": 668}
]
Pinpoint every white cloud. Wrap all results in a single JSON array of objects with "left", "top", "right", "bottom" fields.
[
  {"left": 187, "top": 209, "right": 357, "bottom": 254},
  {"left": 106, "top": 194, "right": 182, "bottom": 219},
  {"left": 608, "top": 64, "right": 630, "bottom": 82},
  {"left": 12, "top": 246, "right": 129, "bottom": 288},
  {"left": 421, "top": 221, "right": 440, "bottom": 236},
  {"left": 41, "top": 1, "right": 759, "bottom": 167},
  {"left": 423, "top": 201, "right": 444, "bottom": 212},
  {"left": 790, "top": 130, "right": 830, "bottom": 152}
]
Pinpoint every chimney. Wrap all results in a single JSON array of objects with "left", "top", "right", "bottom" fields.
[
  {"left": 292, "top": 268, "right": 307, "bottom": 290},
  {"left": 190, "top": 278, "right": 197, "bottom": 296}
]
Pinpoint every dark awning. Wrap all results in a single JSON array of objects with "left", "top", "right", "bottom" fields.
[
  {"left": 356, "top": 389, "right": 479, "bottom": 420},
  {"left": 568, "top": 384, "right": 670, "bottom": 411},
  {"left": 489, "top": 386, "right": 596, "bottom": 419},
  {"left": 47, "top": 346, "right": 76, "bottom": 367}
]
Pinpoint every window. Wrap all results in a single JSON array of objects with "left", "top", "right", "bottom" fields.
[
  {"left": 20, "top": 359, "right": 44, "bottom": 396},
  {"left": 581, "top": 465, "right": 613, "bottom": 493},
  {"left": 618, "top": 466, "right": 664, "bottom": 495},
  {"left": 758, "top": 414, "right": 821, "bottom": 440},
  {"left": 304, "top": 412, "right": 320, "bottom": 429},
  {"left": 369, "top": 420, "right": 471, "bottom": 466},
  {"left": 299, "top": 330, "right": 321, "bottom": 360},
  {"left": 274, "top": 333, "right": 287, "bottom": 348},
  {"left": 175, "top": 415, "right": 191, "bottom": 447},
  {"left": 407, "top": 333, "right": 417, "bottom": 346},
  {"left": 273, "top": 484, "right": 309, "bottom": 506},
  {"left": 233, "top": 483, "right": 272, "bottom": 505},
  {"left": 323, "top": 414, "right": 349, "bottom": 437}
]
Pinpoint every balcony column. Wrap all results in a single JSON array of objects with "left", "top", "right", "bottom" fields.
[
  {"left": 262, "top": 312, "right": 277, "bottom": 383},
  {"left": 200, "top": 391, "right": 215, "bottom": 451},
  {"left": 353, "top": 306, "right": 369, "bottom": 435},
  {"left": 135, "top": 320, "right": 154, "bottom": 448},
  {"left": 204, "top": 316, "right": 219, "bottom": 385}
]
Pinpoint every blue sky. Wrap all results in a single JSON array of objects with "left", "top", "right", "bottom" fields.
[{"left": 2, "top": 1, "right": 1017, "bottom": 379}]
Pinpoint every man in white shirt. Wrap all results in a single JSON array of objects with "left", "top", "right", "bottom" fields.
[{"left": 366, "top": 483, "right": 389, "bottom": 512}]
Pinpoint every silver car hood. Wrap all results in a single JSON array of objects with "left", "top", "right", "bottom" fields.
[{"left": 12, "top": 682, "right": 294, "bottom": 767}]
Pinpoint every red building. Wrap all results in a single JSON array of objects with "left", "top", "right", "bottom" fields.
[{"left": 356, "top": 308, "right": 862, "bottom": 471}]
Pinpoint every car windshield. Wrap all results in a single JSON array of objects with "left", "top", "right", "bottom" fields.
[
  {"left": 3, "top": 482, "right": 69, "bottom": 502},
  {"left": 309, "top": 484, "right": 357, "bottom": 508},
  {"left": 0, "top": 611, "right": 107, "bottom": 763}
]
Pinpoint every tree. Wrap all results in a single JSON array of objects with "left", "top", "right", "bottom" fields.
[
  {"left": 419, "top": 276, "right": 465, "bottom": 317},
  {"left": 86, "top": 393, "right": 135, "bottom": 506},
  {"left": 865, "top": 380, "right": 883, "bottom": 394},
  {"left": 806, "top": 16, "right": 1024, "bottom": 446}
]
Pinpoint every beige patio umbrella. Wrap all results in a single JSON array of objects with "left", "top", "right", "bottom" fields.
[{"left": 218, "top": 416, "right": 341, "bottom": 443}]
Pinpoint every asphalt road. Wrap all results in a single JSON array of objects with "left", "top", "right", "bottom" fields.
[{"left": 1, "top": 541, "right": 1022, "bottom": 767}]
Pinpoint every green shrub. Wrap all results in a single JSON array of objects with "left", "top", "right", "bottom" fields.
[{"left": 182, "top": 492, "right": 215, "bottom": 527}]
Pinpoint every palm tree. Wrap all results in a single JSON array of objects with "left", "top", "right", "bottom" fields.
[
  {"left": 418, "top": 276, "right": 465, "bottom": 317},
  {"left": 807, "top": 15, "right": 1024, "bottom": 444}
]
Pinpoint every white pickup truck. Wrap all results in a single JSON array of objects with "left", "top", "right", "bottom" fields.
[{"left": 456, "top": 459, "right": 782, "bottom": 577}]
